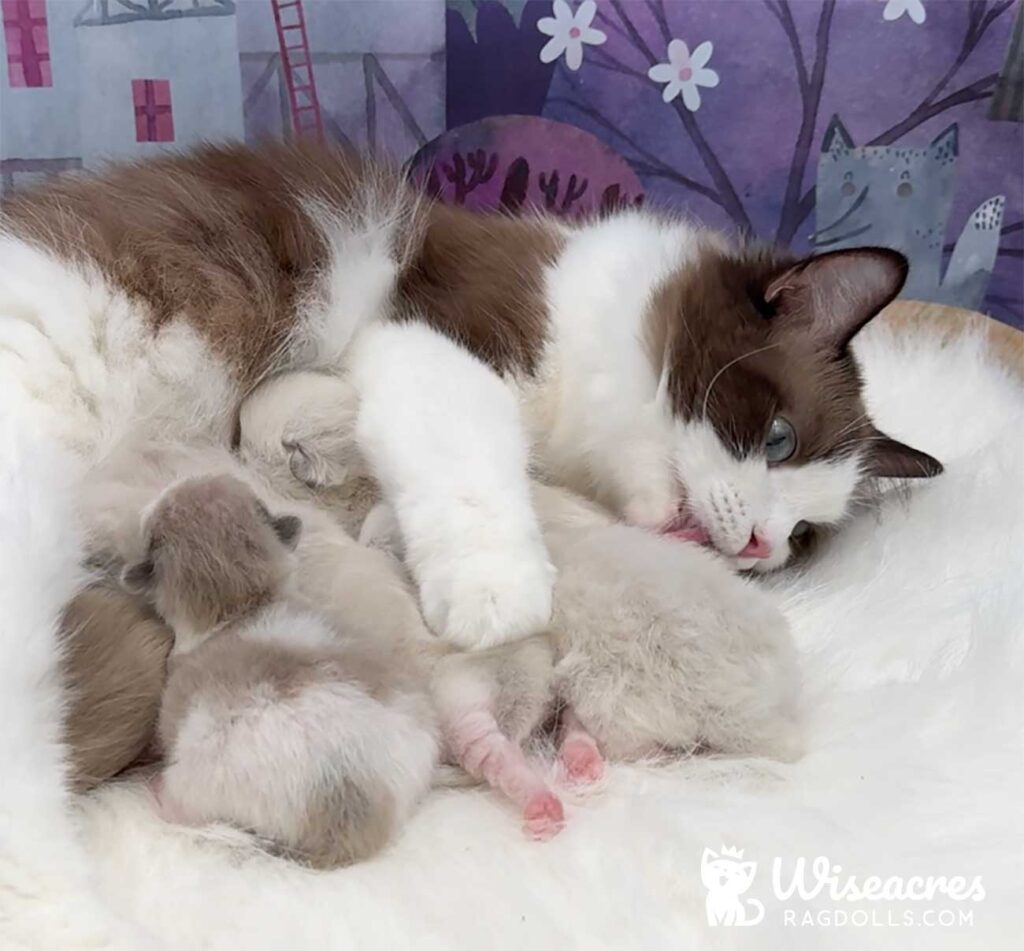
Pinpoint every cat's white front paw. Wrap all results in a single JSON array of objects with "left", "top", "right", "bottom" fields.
[{"left": 418, "top": 540, "right": 555, "bottom": 650}]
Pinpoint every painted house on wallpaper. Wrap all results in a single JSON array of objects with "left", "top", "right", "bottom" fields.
[
  {"left": 235, "top": 0, "right": 444, "bottom": 161},
  {"left": 1, "top": 0, "right": 244, "bottom": 191},
  {"left": 1, "top": 0, "right": 81, "bottom": 190}
]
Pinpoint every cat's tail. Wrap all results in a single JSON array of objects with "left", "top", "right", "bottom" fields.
[
  {"left": 0, "top": 410, "right": 162, "bottom": 950},
  {"left": 741, "top": 898, "right": 766, "bottom": 927},
  {"left": 942, "top": 195, "right": 1005, "bottom": 311}
]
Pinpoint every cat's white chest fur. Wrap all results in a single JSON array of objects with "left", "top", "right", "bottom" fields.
[{"left": 517, "top": 213, "right": 706, "bottom": 526}]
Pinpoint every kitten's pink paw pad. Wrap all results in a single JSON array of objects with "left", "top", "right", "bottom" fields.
[
  {"left": 560, "top": 739, "right": 605, "bottom": 785},
  {"left": 522, "top": 791, "right": 565, "bottom": 841}
]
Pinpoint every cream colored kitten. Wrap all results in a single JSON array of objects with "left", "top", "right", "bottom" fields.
[{"left": 363, "top": 489, "right": 802, "bottom": 764}]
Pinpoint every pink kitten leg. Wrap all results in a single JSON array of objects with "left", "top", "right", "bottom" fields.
[
  {"left": 557, "top": 707, "right": 605, "bottom": 785},
  {"left": 446, "top": 708, "right": 565, "bottom": 841}
]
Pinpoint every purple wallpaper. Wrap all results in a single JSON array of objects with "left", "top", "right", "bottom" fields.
[
  {"left": 2, "top": 0, "right": 1020, "bottom": 324},
  {"left": 436, "top": 0, "right": 1023, "bottom": 325}
]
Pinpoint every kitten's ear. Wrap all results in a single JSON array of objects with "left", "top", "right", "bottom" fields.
[
  {"left": 865, "top": 428, "right": 943, "bottom": 479},
  {"left": 702, "top": 847, "right": 718, "bottom": 867},
  {"left": 272, "top": 514, "right": 302, "bottom": 549},
  {"left": 121, "top": 558, "right": 155, "bottom": 594},
  {"left": 766, "top": 248, "right": 908, "bottom": 352},
  {"left": 821, "top": 114, "right": 854, "bottom": 154}
]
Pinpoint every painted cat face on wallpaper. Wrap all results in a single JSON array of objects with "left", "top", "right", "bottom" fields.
[
  {"left": 816, "top": 116, "right": 957, "bottom": 295},
  {"left": 815, "top": 115, "right": 1004, "bottom": 311}
]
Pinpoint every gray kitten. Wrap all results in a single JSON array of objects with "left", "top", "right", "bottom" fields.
[{"left": 122, "top": 474, "right": 438, "bottom": 868}]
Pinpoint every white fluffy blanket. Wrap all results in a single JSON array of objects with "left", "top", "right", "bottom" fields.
[{"left": 1, "top": 319, "right": 1021, "bottom": 950}]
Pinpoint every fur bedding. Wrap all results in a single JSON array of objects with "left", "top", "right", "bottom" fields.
[{"left": 0, "top": 314, "right": 1022, "bottom": 950}]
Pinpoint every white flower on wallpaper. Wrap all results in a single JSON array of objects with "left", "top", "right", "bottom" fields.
[
  {"left": 881, "top": 0, "right": 927, "bottom": 24},
  {"left": 647, "top": 39, "right": 719, "bottom": 112},
  {"left": 537, "top": 0, "right": 606, "bottom": 72}
]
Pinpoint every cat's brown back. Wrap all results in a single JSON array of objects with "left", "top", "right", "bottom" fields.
[
  {"left": 1, "top": 142, "right": 404, "bottom": 384},
  {"left": 2, "top": 140, "right": 564, "bottom": 384}
]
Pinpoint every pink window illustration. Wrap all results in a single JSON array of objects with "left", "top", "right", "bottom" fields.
[
  {"left": 3, "top": 0, "right": 52, "bottom": 88},
  {"left": 132, "top": 79, "right": 175, "bottom": 143}
]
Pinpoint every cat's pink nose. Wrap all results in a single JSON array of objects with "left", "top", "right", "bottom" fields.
[{"left": 739, "top": 530, "right": 772, "bottom": 559}]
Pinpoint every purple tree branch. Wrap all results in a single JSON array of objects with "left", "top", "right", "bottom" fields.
[
  {"left": 547, "top": 94, "right": 724, "bottom": 208},
  {"left": 869, "top": 73, "right": 999, "bottom": 144},
  {"left": 589, "top": 47, "right": 650, "bottom": 81},
  {"left": 646, "top": 0, "right": 672, "bottom": 45},
  {"left": 923, "top": 0, "right": 1013, "bottom": 105},
  {"left": 607, "top": 0, "right": 754, "bottom": 232},
  {"left": 763, "top": 0, "right": 809, "bottom": 90},
  {"left": 593, "top": 9, "right": 632, "bottom": 45},
  {"left": 985, "top": 294, "right": 1024, "bottom": 323},
  {"left": 775, "top": 0, "right": 836, "bottom": 245}
]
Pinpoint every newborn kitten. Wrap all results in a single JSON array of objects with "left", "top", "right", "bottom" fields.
[
  {"left": 533, "top": 486, "right": 802, "bottom": 763},
  {"left": 122, "top": 474, "right": 438, "bottom": 868},
  {"left": 431, "top": 634, "right": 565, "bottom": 840},
  {"left": 360, "top": 487, "right": 801, "bottom": 835},
  {"left": 60, "top": 584, "right": 173, "bottom": 791},
  {"left": 359, "top": 504, "right": 568, "bottom": 840}
]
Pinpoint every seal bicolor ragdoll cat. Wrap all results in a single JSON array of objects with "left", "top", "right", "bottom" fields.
[
  {"left": 1, "top": 141, "right": 942, "bottom": 656},
  {"left": 122, "top": 474, "right": 438, "bottom": 868}
]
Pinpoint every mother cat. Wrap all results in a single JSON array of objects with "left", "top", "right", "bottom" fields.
[{"left": 0, "top": 141, "right": 940, "bottom": 652}]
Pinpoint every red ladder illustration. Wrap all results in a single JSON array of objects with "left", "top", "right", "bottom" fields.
[{"left": 270, "top": 0, "right": 324, "bottom": 141}]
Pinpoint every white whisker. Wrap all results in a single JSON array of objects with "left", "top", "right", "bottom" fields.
[{"left": 701, "top": 343, "right": 780, "bottom": 420}]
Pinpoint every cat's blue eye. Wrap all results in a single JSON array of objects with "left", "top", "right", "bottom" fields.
[{"left": 765, "top": 416, "right": 797, "bottom": 464}]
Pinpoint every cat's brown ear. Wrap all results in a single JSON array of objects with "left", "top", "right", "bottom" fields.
[
  {"left": 865, "top": 427, "right": 943, "bottom": 479},
  {"left": 766, "top": 248, "right": 908, "bottom": 352}
]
